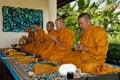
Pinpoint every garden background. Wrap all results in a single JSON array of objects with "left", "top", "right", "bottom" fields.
[{"left": 57, "top": 0, "right": 120, "bottom": 62}]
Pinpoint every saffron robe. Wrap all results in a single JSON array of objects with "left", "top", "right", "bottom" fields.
[
  {"left": 40, "top": 30, "right": 58, "bottom": 59},
  {"left": 32, "top": 28, "right": 47, "bottom": 55},
  {"left": 62, "top": 26, "right": 119, "bottom": 74},
  {"left": 21, "top": 31, "right": 35, "bottom": 52},
  {"left": 47, "top": 28, "right": 74, "bottom": 62}
]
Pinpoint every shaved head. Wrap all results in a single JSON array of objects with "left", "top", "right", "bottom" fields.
[
  {"left": 33, "top": 22, "right": 40, "bottom": 26},
  {"left": 33, "top": 22, "right": 40, "bottom": 31},
  {"left": 25, "top": 26, "right": 31, "bottom": 32},
  {"left": 55, "top": 18, "right": 64, "bottom": 24},
  {"left": 47, "top": 21, "right": 54, "bottom": 28},
  {"left": 46, "top": 21, "right": 54, "bottom": 32},
  {"left": 26, "top": 26, "right": 31, "bottom": 29},
  {"left": 55, "top": 18, "right": 65, "bottom": 30},
  {"left": 78, "top": 13, "right": 92, "bottom": 30},
  {"left": 78, "top": 13, "right": 91, "bottom": 20}
]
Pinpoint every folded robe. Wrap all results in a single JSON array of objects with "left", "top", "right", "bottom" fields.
[
  {"left": 9, "top": 52, "right": 25, "bottom": 57},
  {"left": 62, "top": 26, "right": 120, "bottom": 74},
  {"left": 17, "top": 57, "right": 38, "bottom": 64},
  {"left": 4, "top": 48, "right": 16, "bottom": 54},
  {"left": 33, "top": 64, "right": 59, "bottom": 74}
]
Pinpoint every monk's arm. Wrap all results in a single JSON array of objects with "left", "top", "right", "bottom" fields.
[
  {"left": 56, "top": 40, "right": 64, "bottom": 45},
  {"left": 51, "top": 31, "right": 74, "bottom": 48},
  {"left": 36, "top": 30, "right": 47, "bottom": 43},
  {"left": 61, "top": 32, "right": 74, "bottom": 48},
  {"left": 74, "top": 44, "right": 86, "bottom": 51},
  {"left": 51, "top": 35, "right": 64, "bottom": 45}
]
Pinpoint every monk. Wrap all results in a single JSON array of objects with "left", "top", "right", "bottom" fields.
[
  {"left": 32, "top": 22, "right": 47, "bottom": 55},
  {"left": 40, "top": 21, "right": 58, "bottom": 58},
  {"left": 62, "top": 13, "right": 119, "bottom": 74},
  {"left": 44, "top": 18, "right": 74, "bottom": 62},
  {"left": 20, "top": 26, "right": 35, "bottom": 52}
]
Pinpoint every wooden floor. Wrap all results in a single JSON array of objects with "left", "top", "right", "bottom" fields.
[{"left": 0, "top": 59, "right": 14, "bottom": 80}]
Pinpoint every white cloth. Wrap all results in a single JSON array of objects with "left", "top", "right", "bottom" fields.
[{"left": 58, "top": 64, "right": 77, "bottom": 75}]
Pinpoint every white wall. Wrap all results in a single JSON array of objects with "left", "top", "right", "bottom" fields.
[
  {"left": 0, "top": 0, "right": 50, "bottom": 48},
  {"left": 0, "top": 32, "right": 27, "bottom": 48},
  {"left": 49, "top": 0, "right": 57, "bottom": 22}
]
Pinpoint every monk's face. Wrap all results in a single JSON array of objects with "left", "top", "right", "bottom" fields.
[
  {"left": 33, "top": 24, "right": 38, "bottom": 31},
  {"left": 25, "top": 27, "right": 31, "bottom": 32},
  {"left": 55, "top": 20, "right": 62, "bottom": 30},
  {"left": 46, "top": 23, "right": 52, "bottom": 32},
  {"left": 78, "top": 17, "right": 90, "bottom": 30}
]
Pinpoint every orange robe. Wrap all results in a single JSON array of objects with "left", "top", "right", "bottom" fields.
[
  {"left": 47, "top": 28, "right": 74, "bottom": 62},
  {"left": 23, "top": 41, "right": 34, "bottom": 52},
  {"left": 32, "top": 28, "right": 47, "bottom": 55},
  {"left": 21, "top": 31, "right": 35, "bottom": 52},
  {"left": 62, "top": 26, "right": 119, "bottom": 74},
  {"left": 40, "top": 30, "right": 58, "bottom": 59}
]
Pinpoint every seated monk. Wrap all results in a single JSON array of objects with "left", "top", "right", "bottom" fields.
[
  {"left": 40, "top": 21, "right": 58, "bottom": 58},
  {"left": 20, "top": 26, "right": 35, "bottom": 52},
  {"left": 43, "top": 18, "right": 74, "bottom": 62},
  {"left": 32, "top": 22, "right": 47, "bottom": 55},
  {"left": 62, "top": 13, "right": 120, "bottom": 74}
]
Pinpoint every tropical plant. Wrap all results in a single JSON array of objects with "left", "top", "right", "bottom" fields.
[
  {"left": 57, "top": 0, "right": 120, "bottom": 61},
  {"left": 57, "top": 0, "right": 120, "bottom": 45}
]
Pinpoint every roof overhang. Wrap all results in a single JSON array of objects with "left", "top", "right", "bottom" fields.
[{"left": 57, "top": 0, "right": 75, "bottom": 8}]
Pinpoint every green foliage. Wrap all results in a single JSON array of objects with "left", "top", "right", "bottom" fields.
[
  {"left": 57, "top": 0, "right": 120, "bottom": 61},
  {"left": 107, "top": 43, "right": 120, "bottom": 61},
  {"left": 57, "top": 0, "right": 120, "bottom": 45}
]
